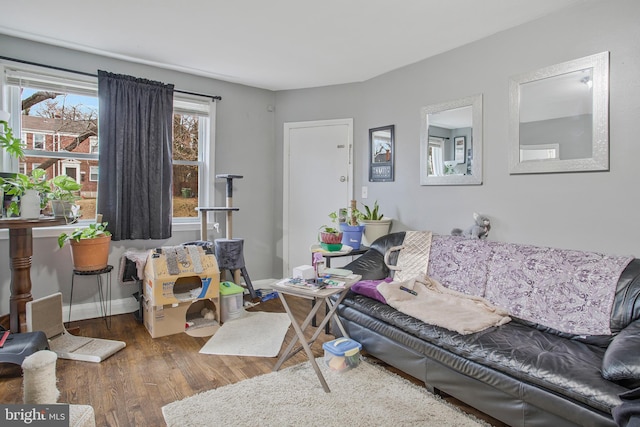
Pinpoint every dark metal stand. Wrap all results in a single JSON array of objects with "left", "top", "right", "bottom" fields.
[{"left": 69, "top": 265, "right": 113, "bottom": 329}]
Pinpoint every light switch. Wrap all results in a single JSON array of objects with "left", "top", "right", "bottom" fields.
[{"left": 361, "top": 186, "right": 368, "bottom": 199}]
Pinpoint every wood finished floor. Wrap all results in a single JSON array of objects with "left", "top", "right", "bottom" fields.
[{"left": 0, "top": 296, "right": 506, "bottom": 427}]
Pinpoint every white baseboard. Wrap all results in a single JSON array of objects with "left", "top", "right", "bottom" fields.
[
  {"left": 64, "top": 296, "right": 140, "bottom": 323},
  {"left": 251, "top": 278, "right": 279, "bottom": 290},
  {"left": 63, "top": 279, "right": 280, "bottom": 322}
]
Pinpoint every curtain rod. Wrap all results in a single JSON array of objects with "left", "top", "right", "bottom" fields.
[{"left": 0, "top": 55, "right": 222, "bottom": 101}]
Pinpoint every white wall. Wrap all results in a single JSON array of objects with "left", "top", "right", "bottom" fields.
[
  {"left": 0, "top": 35, "right": 277, "bottom": 317},
  {"left": 275, "top": 0, "right": 640, "bottom": 260}
]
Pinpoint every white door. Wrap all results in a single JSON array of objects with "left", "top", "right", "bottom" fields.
[{"left": 283, "top": 119, "right": 353, "bottom": 276}]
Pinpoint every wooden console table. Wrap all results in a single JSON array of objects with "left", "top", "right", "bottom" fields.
[{"left": 0, "top": 217, "right": 65, "bottom": 332}]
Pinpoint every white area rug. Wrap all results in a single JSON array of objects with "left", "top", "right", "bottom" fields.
[
  {"left": 199, "top": 311, "right": 291, "bottom": 357},
  {"left": 162, "top": 358, "right": 488, "bottom": 427}
]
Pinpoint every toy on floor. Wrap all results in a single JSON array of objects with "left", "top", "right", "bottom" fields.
[
  {"left": 201, "top": 307, "right": 216, "bottom": 320},
  {"left": 451, "top": 212, "right": 491, "bottom": 239}
]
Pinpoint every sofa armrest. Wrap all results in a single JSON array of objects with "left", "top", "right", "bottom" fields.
[
  {"left": 603, "top": 319, "right": 640, "bottom": 384},
  {"left": 343, "top": 249, "right": 388, "bottom": 280},
  {"left": 343, "top": 231, "right": 406, "bottom": 280}
]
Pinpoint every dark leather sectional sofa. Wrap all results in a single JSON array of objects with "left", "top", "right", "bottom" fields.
[{"left": 335, "top": 232, "right": 640, "bottom": 427}]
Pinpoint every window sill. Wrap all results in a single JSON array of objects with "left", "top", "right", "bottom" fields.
[{"left": 0, "top": 220, "right": 203, "bottom": 240}]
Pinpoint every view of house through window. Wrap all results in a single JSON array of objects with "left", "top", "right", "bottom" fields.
[
  {"left": 5, "top": 65, "right": 212, "bottom": 223},
  {"left": 19, "top": 88, "right": 99, "bottom": 220},
  {"left": 172, "top": 112, "right": 200, "bottom": 218}
]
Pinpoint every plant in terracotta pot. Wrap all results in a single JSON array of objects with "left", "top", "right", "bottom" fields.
[
  {"left": 57, "top": 222, "right": 112, "bottom": 271},
  {"left": 0, "top": 169, "right": 51, "bottom": 218},
  {"left": 361, "top": 200, "right": 393, "bottom": 246}
]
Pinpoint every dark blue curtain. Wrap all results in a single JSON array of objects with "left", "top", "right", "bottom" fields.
[{"left": 97, "top": 71, "right": 174, "bottom": 240}]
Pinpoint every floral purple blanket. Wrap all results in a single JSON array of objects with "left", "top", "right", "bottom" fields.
[{"left": 426, "top": 236, "right": 634, "bottom": 336}]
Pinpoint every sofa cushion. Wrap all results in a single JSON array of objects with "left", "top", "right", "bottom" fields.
[
  {"left": 339, "top": 293, "right": 626, "bottom": 413},
  {"left": 484, "top": 242, "right": 633, "bottom": 336},
  {"left": 602, "top": 319, "right": 640, "bottom": 385}
]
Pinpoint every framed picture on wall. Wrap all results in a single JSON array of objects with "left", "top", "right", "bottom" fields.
[
  {"left": 454, "top": 136, "right": 466, "bottom": 163},
  {"left": 369, "top": 125, "right": 395, "bottom": 182}
]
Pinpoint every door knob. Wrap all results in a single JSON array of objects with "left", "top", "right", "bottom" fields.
[{"left": 339, "top": 176, "right": 346, "bottom": 182}]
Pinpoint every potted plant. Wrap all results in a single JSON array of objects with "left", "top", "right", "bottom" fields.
[
  {"left": 361, "top": 200, "right": 393, "bottom": 246},
  {"left": 57, "top": 222, "right": 112, "bottom": 271},
  {"left": 0, "top": 112, "right": 25, "bottom": 159},
  {"left": 48, "top": 174, "right": 82, "bottom": 221},
  {"left": 319, "top": 219, "right": 343, "bottom": 252},
  {"left": 0, "top": 169, "right": 51, "bottom": 218},
  {"left": 329, "top": 200, "right": 366, "bottom": 250},
  {"left": 1, "top": 112, "right": 26, "bottom": 218}
]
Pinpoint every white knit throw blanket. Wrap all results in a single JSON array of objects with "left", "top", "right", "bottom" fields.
[{"left": 378, "top": 276, "right": 511, "bottom": 335}]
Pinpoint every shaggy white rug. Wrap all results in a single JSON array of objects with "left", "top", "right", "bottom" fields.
[
  {"left": 199, "top": 311, "right": 291, "bottom": 357},
  {"left": 162, "top": 358, "right": 488, "bottom": 427}
]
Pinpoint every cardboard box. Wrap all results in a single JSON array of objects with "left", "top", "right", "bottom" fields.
[
  {"left": 143, "top": 296, "right": 220, "bottom": 338},
  {"left": 143, "top": 246, "right": 220, "bottom": 306},
  {"left": 143, "top": 297, "right": 190, "bottom": 338}
]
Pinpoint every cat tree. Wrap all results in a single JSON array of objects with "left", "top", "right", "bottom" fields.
[{"left": 197, "top": 174, "right": 256, "bottom": 299}]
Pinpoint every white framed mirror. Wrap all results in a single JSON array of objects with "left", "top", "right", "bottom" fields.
[
  {"left": 420, "top": 94, "right": 482, "bottom": 185},
  {"left": 509, "top": 51, "right": 609, "bottom": 174}
]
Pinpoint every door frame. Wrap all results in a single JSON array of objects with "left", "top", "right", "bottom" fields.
[{"left": 283, "top": 118, "right": 354, "bottom": 275}]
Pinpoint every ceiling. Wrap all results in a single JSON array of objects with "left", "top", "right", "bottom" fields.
[{"left": 0, "top": 0, "right": 588, "bottom": 91}]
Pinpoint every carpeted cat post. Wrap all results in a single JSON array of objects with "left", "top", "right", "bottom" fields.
[
  {"left": 21, "top": 350, "right": 96, "bottom": 427},
  {"left": 22, "top": 349, "right": 59, "bottom": 404}
]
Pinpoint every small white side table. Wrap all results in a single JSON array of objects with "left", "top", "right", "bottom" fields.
[{"left": 272, "top": 274, "right": 361, "bottom": 393}]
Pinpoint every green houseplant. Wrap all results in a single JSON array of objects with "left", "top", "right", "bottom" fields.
[
  {"left": 48, "top": 174, "right": 82, "bottom": 221},
  {"left": 58, "top": 222, "right": 112, "bottom": 271},
  {"left": 0, "top": 115, "right": 25, "bottom": 159},
  {"left": 329, "top": 200, "right": 366, "bottom": 250},
  {"left": 361, "top": 200, "right": 393, "bottom": 246},
  {"left": 319, "top": 215, "right": 343, "bottom": 251},
  {"left": 1, "top": 113, "right": 26, "bottom": 218},
  {"left": 0, "top": 169, "right": 51, "bottom": 218}
]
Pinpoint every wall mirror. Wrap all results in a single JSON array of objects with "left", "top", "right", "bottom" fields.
[
  {"left": 369, "top": 124, "right": 394, "bottom": 182},
  {"left": 508, "top": 51, "right": 609, "bottom": 174},
  {"left": 420, "top": 94, "right": 482, "bottom": 185}
]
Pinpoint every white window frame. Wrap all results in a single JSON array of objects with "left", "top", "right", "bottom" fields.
[
  {"left": 1, "top": 61, "right": 216, "bottom": 229},
  {"left": 32, "top": 132, "right": 45, "bottom": 150},
  {"left": 89, "top": 165, "right": 99, "bottom": 182},
  {"left": 172, "top": 96, "right": 216, "bottom": 224},
  {"left": 62, "top": 162, "right": 81, "bottom": 183},
  {"left": 89, "top": 136, "right": 98, "bottom": 154}
]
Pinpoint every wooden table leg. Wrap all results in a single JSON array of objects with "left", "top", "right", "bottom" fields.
[
  {"left": 9, "top": 227, "right": 33, "bottom": 333},
  {"left": 274, "top": 293, "right": 331, "bottom": 392}
]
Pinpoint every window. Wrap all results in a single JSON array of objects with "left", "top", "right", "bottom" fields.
[
  {"left": 89, "top": 166, "right": 99, "bottom": 182},
  {"left": 2, "top": 62, "right": 215, "bottom": 225},
  {"left": 5, "top": 66, "right": 99, "bottom": 221},
  {"left": 428, "top": 137, "right": 445, "bottom": 176},
  {"left": 171, "top": 97, "right": 214, "bottom": 221},
  {"left": 89, "top": 136, "right": 99, "bottom": 154},
  {"left": 32, "top": 133, "right": 45, "bottom": 150}
]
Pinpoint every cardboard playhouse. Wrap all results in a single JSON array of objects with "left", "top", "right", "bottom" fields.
[{"left": 143, "top": 245, "right": 221, "bottom": 338}]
